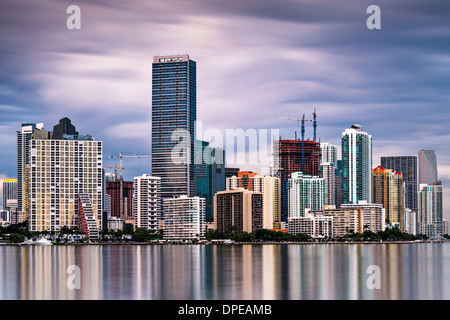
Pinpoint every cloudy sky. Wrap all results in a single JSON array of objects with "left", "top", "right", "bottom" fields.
[{"left": 0, "top": 0, "right": 449, "bottom": 217}]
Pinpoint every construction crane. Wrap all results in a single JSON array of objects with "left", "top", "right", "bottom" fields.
[
  {"left": 102, "top": 164, "right": 125, "bottom": 181},
  {"left": 312, "top": 108, "right": 318, "bottom": 141},
  {"left": 276, "top": 109, "right": 318, "bottom": 174},
  {"left": 276, "top": 110, "right": 318, "bottom": 141},
  {"left": 108, "top": 152, "right": 151, "bottom": 180},
  {"left": 107, "top": 152, "right": 151, "bottom": 221}
]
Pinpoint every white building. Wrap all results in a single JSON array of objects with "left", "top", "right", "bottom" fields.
[
  {"left": 28, "top": 119, "right": 103, "bottom": 232},
  {"left": 252, "top": 175, "right": 281, "bottom": 230},
  {"left": 78, "top": 193, "right": 99, "bottom": 240},
  {"left": 288, "top": 172, "right": 325, "bottom": 218},
  {"left": 107, "top": 216, "right": 124, "bottom": 231},
  {"left": 288, "top": 212, "right": 333, "bottom": 239},
  {"left": 163, "top": 195, "right": 205, "bottom": 240},
  {"left": 133, "top": 174, "right": 161, "bottom": 231},
  {"left": 320, "top": 162, "right": 336, "bottom": 206},
  {"left": 404, "top": 208, "right": 417, "bottom": 235},
  {"left": 341, "top": 125, "right": 372, "bottom": 204},
  {"left": 320, "top": 142, "right": 337, "bottom": 164},
  {"left": 418, "top": 183, "right": 443, "bottom": 238}
]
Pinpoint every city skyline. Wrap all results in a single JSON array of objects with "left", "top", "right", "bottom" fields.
[{"left": 0, "top": 0, "right": 449, "bottom": 219}]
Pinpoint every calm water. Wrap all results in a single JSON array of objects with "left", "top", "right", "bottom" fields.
[{"left": 0, "top": 243, "right": 448, "bottom": 300}]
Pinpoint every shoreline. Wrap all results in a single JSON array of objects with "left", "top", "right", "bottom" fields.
[{"left": 4, "top": 239, "right": 446, "bottom": 246}]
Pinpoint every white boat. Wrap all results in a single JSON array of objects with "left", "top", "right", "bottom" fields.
[
  {"left": 20, "top": 239, "right": 35, "bottom": 245},
  {"left": 35, "top": 238, "right": 53, "bottom": 245},
  {"left": 20, "top": 238, "right": 53, "bottom": 246}
]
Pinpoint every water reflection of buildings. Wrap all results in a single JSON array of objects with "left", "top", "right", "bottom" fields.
[
  {"left": 0, "top": 246, "right": 103, "bottom": 300},
  {"left": 0, "top": 244, "right": 446, "bottom": 300}
]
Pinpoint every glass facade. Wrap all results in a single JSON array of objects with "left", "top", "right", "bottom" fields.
[
  {"left": 151, "top": 54, "right": 196, "bottom": 198},
  {"left": 418, "top": 183, "right": 443, "bottom": 238},
  {"left": 418, "top": 149, "right": 438, "bottom": 185},
  {"left": 341, "top": 126, "right": 372, "bottom": 204},
  {"left": 195, "top": 140, "right": 225, "bottom": 219},
  {"left": 381, "top": 156, "right": 417, "bottom": 212}
]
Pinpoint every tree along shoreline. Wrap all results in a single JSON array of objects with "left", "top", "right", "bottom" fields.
[{"left": 0, "top": 221, "right": 432, "bottom": 245}]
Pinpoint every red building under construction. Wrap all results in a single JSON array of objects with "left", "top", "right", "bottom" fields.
[
  {"left": 274, "top": 139, "right": 321, "bottom": 178},
  {"left": 106, "top": 180, "right": 134, "bottom": 220},
  {"left": 273, "top": 139, "right": 321, "bottom": 223}
]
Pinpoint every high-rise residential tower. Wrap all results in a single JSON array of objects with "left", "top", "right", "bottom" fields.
[
  {"left": 28, "top": 118, "right": 103, "bottom": 233},
  {"left": 320, "top": 142, "right": 338, "bottom": 164},
  {"left": 151, "top": 54, "right": 196, "bottom": 199},
  {"left": 214, "top": 188, "right": 263, "bottom": 234},
  {"left": 341, "top": 125, "right": 372, "bottom": 204},
  {"left": 381, "top": 156, "right": 418, "bottom": 212},
  {"left": 133, "top": 174, "right": 161, "bottom": 231},
  {"left": 418, "top": 182, "right": 443, "bottom": 238},
  {"left": 288, "top": 172, "right": 325, "bottom": 218},
  {"left": 226, "top": 172, "right": 281, "bottom": 229},
  {"left": 372, "top": 166, "right": 404, "bottom": 229},
  {"left": 320, "top": 162, "right": 336, "bottom": 206},
  {"left": 17, "top": 123, "right": 43, "bottom": 213},
  {"left": 163, "top": 195, "right": 205, "bottom": 240},
  {"left": 418, "top": 150, "right": 438, "bottom": 185}
]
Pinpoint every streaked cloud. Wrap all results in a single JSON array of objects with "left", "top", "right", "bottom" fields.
[{"left": 0, "top": 0, "right": 449, "bottom": 215}]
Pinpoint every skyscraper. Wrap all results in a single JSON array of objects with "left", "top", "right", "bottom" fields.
[
  {"left": 273, "top": 138, "right": 321, "bottom": 222},
  {"left": 151, "top": 54, "right": 196, "bottom": 199},
  {"left": 341, "top": 124, "right": 372, "bottom": 204},
  {"left": 28, "top": 118, "right": 103, "bottom": 232},
  {"left": 195, "top": 140, "right": 225, "bottom": 219},
  {"left": 418, "top": 149, "right": 438, "bottom": 185},
  {"left": 249, "top": 175, "right": 281, "bottom": 230},
  {"left": 17, "top": 123, "right": 43, "bottom": 213},
  {"left": 372, "top": 166, "right": 404, "bottom": 229},
  {"left": 226, "top": 172, "right": 281, "bottom": 229},
  {"left": 106, "top": 180, "right": 133, "bottom": 221},
  {"left": 320, "top": 162, "right": 336, "bottom": 206},
  {"left": 214, "top": 188, "right": 263, "bottom": 233},
  {"left": 133, "top": 174, "right": 161, "bottom": 231},
  {"left": 288, "top": 172, "right": 325, "bottom": 218},
  {"left": 381, "top": 156, "right": 417, "bottom": 212},
  {"left": 163, "top": 195, "right": 205, "bottom": 240},
  {"left": 418, "top": 182, "right": 443, "bottom": 238},
  {"left": 2, "top": 179, "right": 17, "bottom": 211},
  {"left": 320, "top": 142, "right": 337, "bottom": 164}
]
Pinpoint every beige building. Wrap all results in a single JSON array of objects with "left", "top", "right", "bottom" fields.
[
  {"left": 226, "top": 174, "right": 281, "bottom": 230},
  {"left": 214, "top": 188, "right": 263, "bottom": 233},
  {"left": 372, "top": 166, "right": 403, "bottom": 229},
  {"left": 28, "top": 118, "right": 103, "bottom": 232},
  {"left": 312, "top": 203, "right": 385, "bottom": 238},
  {"left": 341, "top": 201, "right": 386, "bottom": 233}
]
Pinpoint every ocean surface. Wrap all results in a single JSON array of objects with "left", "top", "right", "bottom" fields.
[{"left": 0, "top": 242, "right": 448, "bottom": 300}]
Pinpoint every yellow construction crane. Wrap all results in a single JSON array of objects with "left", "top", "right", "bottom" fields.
[
  {"left": 102, "top": 164, "right": 125, "bottom": 181},
  {"left": 108, "top": 152, "right": 151, "bottom": 180}
]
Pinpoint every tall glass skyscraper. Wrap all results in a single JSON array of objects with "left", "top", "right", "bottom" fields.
[
  {"left": 418, "top": 149, "right": 438, "bottom": 185},
  {"left": 418, "top": 182, "right": 443, "bottom": 238},
  {"left": 341, "top": 124, "right": 372, "bottom": 204},
  {"left": 195, "top": 139, "right": 225, "bottom": 219},
  {"left": 151, "top": 54, "right": 196, "bottom": 198}
]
